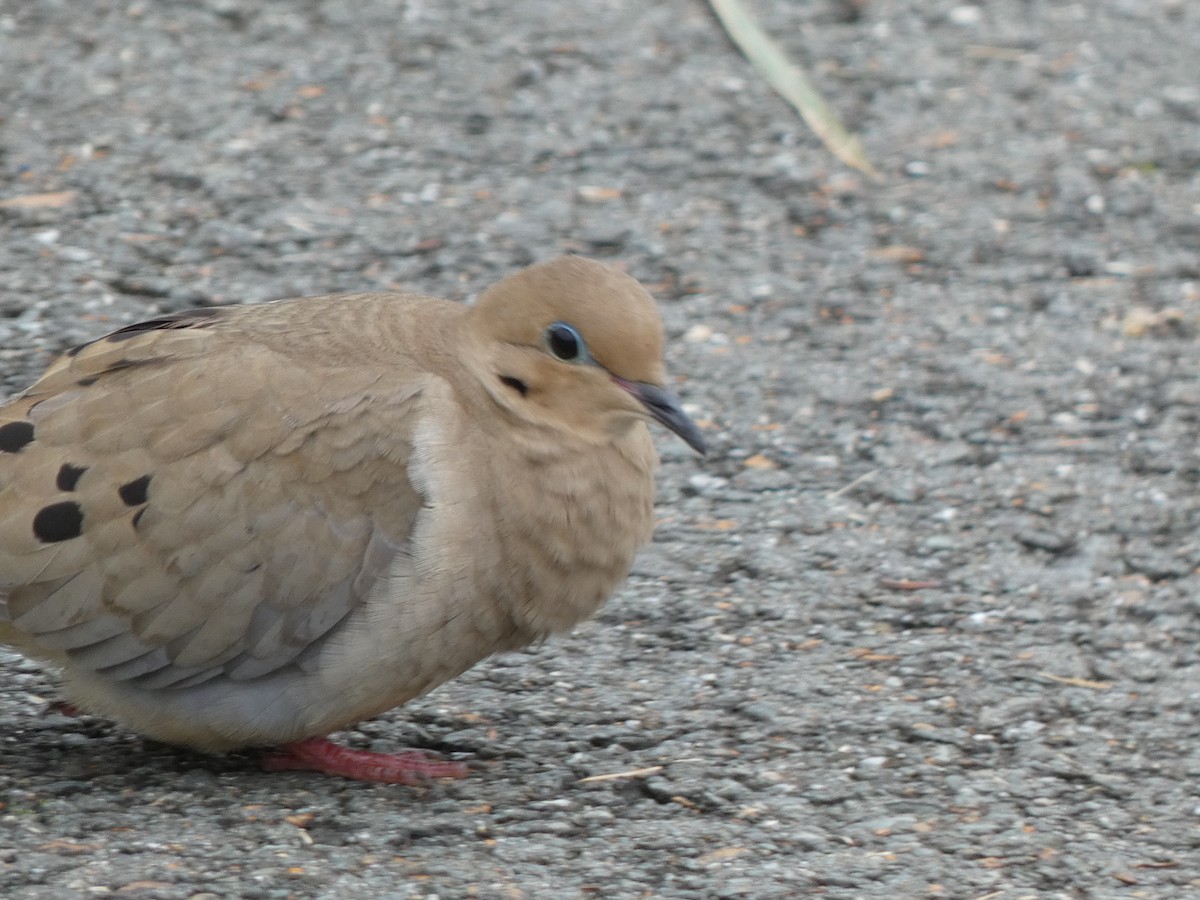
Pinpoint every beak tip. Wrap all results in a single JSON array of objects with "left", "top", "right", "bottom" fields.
[
  {"left": 622, "top": 378, "right": 707, "bottom": 457},
  {"left": 683, "top": 430, "right": 708, "bottom": 456}
]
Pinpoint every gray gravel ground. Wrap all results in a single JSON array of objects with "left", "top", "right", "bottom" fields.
[{"left": 2, "top": 0, "right": 1200, "bottom": 896}]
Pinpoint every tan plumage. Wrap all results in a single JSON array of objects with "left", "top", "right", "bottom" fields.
[{"left": 0, "top": 257, "right": 704, "bottom": 775}]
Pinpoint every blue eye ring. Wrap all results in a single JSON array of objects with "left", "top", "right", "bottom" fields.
[{"left": 544, "top": 321, "right": 589, "bottom": 363}]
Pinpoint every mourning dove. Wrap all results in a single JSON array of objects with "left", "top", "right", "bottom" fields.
[{"left": 0, "top": 256, "right": 705, "bottom": 784}]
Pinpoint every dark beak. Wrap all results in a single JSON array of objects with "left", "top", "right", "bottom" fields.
[{"left": 616, "top": 378, "right": 707, "bottom": 455}]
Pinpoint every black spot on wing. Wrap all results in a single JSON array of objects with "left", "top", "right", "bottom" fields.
[
  {"left": 131, "top": 508, "right": 146, "bottom": 530},
  {"left": 118, "top": 474, "right": 152, "bottom": 507},
  {"left": 33, "top": 501, "right": 84, "bottom": 543},
  {"left": 0, "top": 421, "right": 35, "bottom": 453},
  {"left": 57, "top": 463, "right": 88, "bottom": 491}
]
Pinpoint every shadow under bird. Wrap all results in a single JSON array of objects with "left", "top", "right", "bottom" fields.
[{"left": 0, "top": 256, "right": 705, "bottom": 783}]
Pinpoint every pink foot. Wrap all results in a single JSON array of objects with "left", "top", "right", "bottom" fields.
[
  {"left": 43, "top": 700, "right": 83, "bottom": 718},
  {"left": 260, "top": 737, "right": 470, "bottom": 785}
]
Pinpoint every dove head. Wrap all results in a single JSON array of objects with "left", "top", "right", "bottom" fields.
[{"left": 466, "top": 256, "right": 705, "bottom": 454}]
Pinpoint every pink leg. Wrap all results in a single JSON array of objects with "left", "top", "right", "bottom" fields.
[
  {"left": 43, "top": 700, "right": 83, "bottom": 717},
  {"left": 260, "top": 737, "right": 470, "bottom": 785}
]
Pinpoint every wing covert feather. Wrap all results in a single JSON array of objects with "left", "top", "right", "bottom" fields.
[{"left": 0, "top": 304, "right": 435, "bottom": 686}]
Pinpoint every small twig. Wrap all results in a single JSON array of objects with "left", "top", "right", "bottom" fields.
[
  {"left": 1038, "top": 672, "right": 1113, "bottom": 690},
  {"left": 827, "top": 468, "right": 879, "bottom": 499},
  {"left": 879, "top": 578, "right": 944, "bottom": 591},
  {"left": 577, "top": 765, "right": 664, "bottom": 784}
]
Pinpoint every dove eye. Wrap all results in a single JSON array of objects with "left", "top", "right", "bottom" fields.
[{"left": 544, "top": 322, "right": 589, "bottom": 363}]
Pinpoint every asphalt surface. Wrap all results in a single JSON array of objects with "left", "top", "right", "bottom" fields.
[{"left": 2, "top": 0, "right": 1200, "bottom": 897}]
